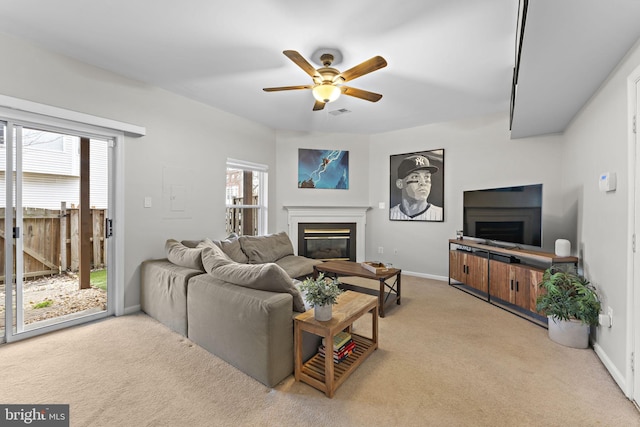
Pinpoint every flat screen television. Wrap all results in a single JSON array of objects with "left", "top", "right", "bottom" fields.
[{"left": 463, "top": 184, "right": 542, "bottom": 247}]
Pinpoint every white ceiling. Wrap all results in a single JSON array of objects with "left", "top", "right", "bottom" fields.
[{"left": 0, "top": 0, "right": 638, "bottom": 137}]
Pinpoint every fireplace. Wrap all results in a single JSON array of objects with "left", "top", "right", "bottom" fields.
[
  {"left": 298, "top": 223, "right": 356, "bottom": 261},
  {"left": 284, "top": 206, "right": 369, "bottom": 262}
]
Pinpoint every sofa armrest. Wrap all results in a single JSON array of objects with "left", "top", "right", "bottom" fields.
[
  {"left": 187, "top": 274, "right": 295, "bottom": 387},
  {"left": 140, "top": 259, "right": 204, "bottom": 336}
]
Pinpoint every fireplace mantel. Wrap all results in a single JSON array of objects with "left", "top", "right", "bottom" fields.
[{"left": 284, "top": 206, "right": 370, "bottom": 262}]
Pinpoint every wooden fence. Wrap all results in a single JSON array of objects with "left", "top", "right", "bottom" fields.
[{"left": 0, "top": 205, "right": 107, "bottom": 282}]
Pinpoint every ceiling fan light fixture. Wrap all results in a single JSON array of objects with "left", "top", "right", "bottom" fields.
[{"left": 312, "top": 84, "right": 341, "bottom": 103}]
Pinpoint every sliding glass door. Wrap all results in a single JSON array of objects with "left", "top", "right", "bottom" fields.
[{"left": 1, "top": 121, "right": 113, "bottom": 342}]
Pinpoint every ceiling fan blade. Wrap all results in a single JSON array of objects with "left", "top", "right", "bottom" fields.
[
  {"left": 341, "top": 86, "right": 383, "bottom": 102},
  {"left": 263, "top": 85, "right": 313, "bottom": 92},
  {"left": 338, "top": 56, "right": 387, "bottom": 83},
  {"left": 313, "top": 100, "right": 326, "bottom": 111},
  {"left": 283, "top": 50, "right": 319, "bottom": 79}
]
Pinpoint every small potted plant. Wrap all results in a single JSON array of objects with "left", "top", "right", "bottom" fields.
[
  {"left": 536, "top": 267, "right": 601, "bottom": 349},
  {"left": 299, "top": 273, "right": 343, "bottom": 321}
]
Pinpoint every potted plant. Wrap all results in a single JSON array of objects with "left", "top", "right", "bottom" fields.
[
  {"left": 536, "top": 267, "right": 601, "bottom": 349},
  {"left": 299, "top": 273, "right": 343, "bottom": 321}
]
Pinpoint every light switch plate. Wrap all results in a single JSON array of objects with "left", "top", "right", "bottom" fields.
[{"left": 599, "top": 172, "right": 616, "bottom": 192}]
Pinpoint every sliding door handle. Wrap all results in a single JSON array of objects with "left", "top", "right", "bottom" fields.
[{"left": 105, "top": 218, "right": 113, "bottom": 238}]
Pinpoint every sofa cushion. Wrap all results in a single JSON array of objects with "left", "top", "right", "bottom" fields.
[
  {"left": 199, "top": 242, "right": 235, "bottom": 272},
  {"left": 181, "top": 236, "right": 249, "bottom": 264},
  {"left": 218, "top": 237, "right": 249, "bottom": 263},
  {"left": 239, "top": 231, "right": 294, "bottom": 264},
  {"left": 292, "top": 279, "right": 313, "bottom": 311},
  {"left": 165, "top": 239, "right": 204, "bottom": 271},
  {"left": 275, "top": 255, "right": 324, "bottom": 279},
  {"left": 180, "top": 239, "right": 202, "bottom": 249},
  {"left": 206, "top": 260, "right": 305, "bottom": 313}
]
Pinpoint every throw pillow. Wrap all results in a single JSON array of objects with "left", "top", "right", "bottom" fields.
[
  {"left": 180, "top": 239, "right": 203, "bottom": 248},
  {"left": 165, "top": 239, "right": 204, "bottom": 271},
  {"left": 208, "top": 262, "right": 305, "bottom": 312},
  {"left": 218, "top": 237, "right": 249, "bottom": 263},
  {"left": 199, "top": 242, "right": 235, "bottom": 273},
  {"left": 239, "top": 231, "right": 294, "bottom": 264}
]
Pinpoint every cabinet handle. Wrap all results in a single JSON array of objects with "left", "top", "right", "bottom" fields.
[
  {"left": 516, "top": 281, "right": 519, "bottom": 292},
  {"left": 510, "top": 279, "right": 514, "bottom": 290}
]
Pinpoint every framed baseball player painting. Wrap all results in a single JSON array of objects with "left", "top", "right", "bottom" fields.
[{"left": 389, "top": 149, "right": 444, "bottom": 222}]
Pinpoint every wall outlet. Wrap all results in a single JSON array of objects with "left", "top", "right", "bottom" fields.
[
  {"left": 378, "top": 246, "right": 384, "bottom": 254},
  {"left": 599, "top": 313, "right": 612, "bottom": 328},
  {"left": 599, "top": 306, "right": 613, "bottom": 328}
]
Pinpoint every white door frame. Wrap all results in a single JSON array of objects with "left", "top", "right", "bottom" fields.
[
  {"left": 628, "top": 63, "right": 640, "bottom": 403},
  {"left": 0, "top": 103, "right": 133, "bottom": 342}
]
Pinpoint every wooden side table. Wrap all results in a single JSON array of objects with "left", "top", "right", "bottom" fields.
[
  {"left": 313, "top": 260, "right": 401, "bottom": 317},
  {"left": 294, "top": 291, "right": 378, "bottom": 398}
]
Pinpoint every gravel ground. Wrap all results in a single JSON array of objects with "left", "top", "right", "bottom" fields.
[{"left": 0, "top": 273, "right": 107, "bottom": 328}]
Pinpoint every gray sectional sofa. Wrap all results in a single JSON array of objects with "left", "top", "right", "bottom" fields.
[{"left": 140, "top": 232, "right": 323, "bottom": 387}]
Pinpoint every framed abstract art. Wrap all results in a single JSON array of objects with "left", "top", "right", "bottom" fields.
[{"left": 298, "top": 149, "right": 349, "bottom": 189}]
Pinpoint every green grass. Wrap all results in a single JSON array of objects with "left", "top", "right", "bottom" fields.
[
  {"left": 90, "top": 269, "right": 107, "bottom": 291},
  {"left": 33, "top": 299, "right": 53, "bottom": 309}
]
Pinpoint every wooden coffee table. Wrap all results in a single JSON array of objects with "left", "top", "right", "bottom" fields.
[
  {"left": 313, "top": 260, "right": 401, "bottom": 318},
  {"left": 294, "top": 291, "right": 378, "bottom": 398}
]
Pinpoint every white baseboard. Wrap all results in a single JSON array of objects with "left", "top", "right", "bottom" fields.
[
  {"left": 123, "top": 305, "right": 141, "bottom": 316},
  {"left": 402, "top": 270, "right": 448, "bottom": 282},
  {"left": 593, "top": 342, "right": 630, "bottom": 398}
]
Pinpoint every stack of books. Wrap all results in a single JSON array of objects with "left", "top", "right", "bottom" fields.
[{"left": 318, "top": 331, "right": 356, "bottom": 363}]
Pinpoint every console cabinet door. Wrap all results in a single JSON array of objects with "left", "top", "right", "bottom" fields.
[
  {"left": 489, "top": 262, "right": 541, "bottom": 311},
  {"left": 489, "top": 260, "right": 511, "bottom": 301},
  {"left": 449, "top": 251, "right": 488, "bottom": 293},
  {"left": 528, "top": 268, "right": 545, "bottom": 314},
  {"left": 511, "top": 264, "right": 531, "bottom": 310},
  {"left": 449, "top": 250, "right": 466, "bottom": 283},
  {"left": 465, "top": 254, "right": 488, "bottom": 293}
]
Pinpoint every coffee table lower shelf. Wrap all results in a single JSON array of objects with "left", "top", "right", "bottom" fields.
[{"left": 299, "top": 334, "right": 375, "bottom": 394}]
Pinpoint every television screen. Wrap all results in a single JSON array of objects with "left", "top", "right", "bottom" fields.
[{"left": 463, "top": 184, "right": 542, "bottom": 247}]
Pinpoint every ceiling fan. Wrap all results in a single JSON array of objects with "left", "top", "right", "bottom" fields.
[{"left": 263, "top": 50, "right": 387, "bottom": 111}]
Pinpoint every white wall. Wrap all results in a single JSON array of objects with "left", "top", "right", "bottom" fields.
[
  {"left": 367, "top": 114, "right": 565, "bottom": 277},
  {"left": 0, "top": 32, "right": 277, "bottom": 310},
  {"left": 273, "top": 114, "right": 568, "bottom": 279},
  {"left": 274, "top": 130, "right": 371, "bottom": 234},
  {"left": 561, "top": 38, "right": 640, "bottom": 390}
]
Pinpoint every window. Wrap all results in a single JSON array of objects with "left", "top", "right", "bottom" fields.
[
  {"left": 226, "top": 159, "right": 268, "bottom": 236},
  {"left": 22, "top": 128, "right": 65, "bottom": 152}
]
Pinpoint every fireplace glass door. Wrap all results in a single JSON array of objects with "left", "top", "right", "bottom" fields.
[{"left": 298, "top": 223, "right": 356, "bottom": 261}]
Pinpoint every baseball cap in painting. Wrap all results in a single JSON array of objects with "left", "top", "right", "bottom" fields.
[{"left": 397, "top": 155, "right": 438, "bottom": 179}]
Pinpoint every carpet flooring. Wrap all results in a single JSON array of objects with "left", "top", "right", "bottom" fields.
[{"left": 0, "top": 276, "right": 638, "bottom": 426}]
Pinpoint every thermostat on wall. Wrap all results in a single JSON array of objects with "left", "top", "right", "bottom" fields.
[{"left": 599, "top": 172, "right": 616, "bottom": 192}]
